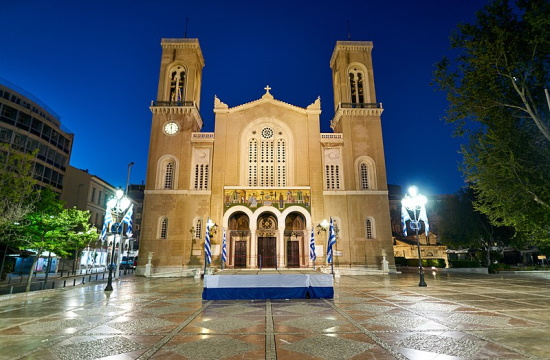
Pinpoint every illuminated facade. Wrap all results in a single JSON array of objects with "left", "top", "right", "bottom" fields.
[
  {"left": 0, "top": 79, "right": 73, "bottom": 194},
  {"left": 139, "top": 38, "right": 396, "bottom": 275}
]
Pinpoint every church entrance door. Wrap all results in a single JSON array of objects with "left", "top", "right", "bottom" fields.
[
  {"left": 234, "top": 241, "right": 247, "bottom": 268},
  {"left": 287, "top": 241, "right": 299, "bottom": 267},
  {"left": 258, "top": 237, "right": 276, "bottom": 268}
]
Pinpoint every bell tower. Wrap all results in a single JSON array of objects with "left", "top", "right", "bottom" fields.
[{"left": 326, "top": 41, "right": 394, "bottom": 269}]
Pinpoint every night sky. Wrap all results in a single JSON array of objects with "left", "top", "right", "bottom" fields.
[{"left": 1, "top": 0, "right": 486, "bottom": 196}]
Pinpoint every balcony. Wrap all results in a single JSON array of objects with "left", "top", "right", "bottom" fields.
[{"left": 338, "top": 102, "right": 382, "bottom": 109}]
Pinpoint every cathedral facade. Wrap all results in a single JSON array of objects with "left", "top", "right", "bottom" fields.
[{"left": 138, "top": 38, "right": 396, "bottom": 276}]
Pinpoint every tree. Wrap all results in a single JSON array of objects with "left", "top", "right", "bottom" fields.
[
  {"left": 16, "top": 189, "right": 96, "bottom": 292},
  {"left": 433, "top": 0, "right": 550, "bottom": 243},
  {"left": 0, "top": 143, "right": 38, "bottom": 235},
  {"left": 437, "top": 187, "right": 514, "bottom": 265}
]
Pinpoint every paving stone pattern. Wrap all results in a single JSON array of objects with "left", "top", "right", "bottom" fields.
[{"left": 0, "top": 271, "right": 548, "bottom": 359}]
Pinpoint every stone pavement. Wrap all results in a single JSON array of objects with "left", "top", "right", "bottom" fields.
[{"left": 0, "top": 271, "right": 548, "bottom": 359}]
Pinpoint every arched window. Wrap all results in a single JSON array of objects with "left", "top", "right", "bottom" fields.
[
  {"left": 160, "top": 217, "right": 168, "bottom": 239},
  {"left": 169, "top": 66, "right": 186, "bottom": 103},
  {"left": 248, "top": 138, "right": 258, "bottom": 186},
  {"left": 355, "top": 156, "right": 376, "bottom": 190},
  {"left": 164, "top": 161, "right": 174, "bottom": 189},
  {"left": 360, "top": 162, "right": 369, "bottom": 190},
  {"left": 247, "top": 127, "right": 286, "bottom": 187},
  {"left": 365, "top": 218, "right": 375, "bottom": 239},
  {"left": 349, "top": 68, "right": 365, "bottom": 104}
]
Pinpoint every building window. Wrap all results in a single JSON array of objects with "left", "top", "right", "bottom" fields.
[
  {"left": 160, "top": 217, "right": 168, "bottom": 239},
  {"left": 164, "top": 161, "right": 174, "bottom": 189},
  {"left": 98, "top": 190, "right": 103, "bottom": 205},
  {"left": 349, "top": 68, "right": 365, "bottom": 104},
  {"left": 169, "top": 66, "right": 186, "bottom": 102},
  {"left": 195, "top": 218, "right": 202, "bottom": 239},
  {"left": 360, "top": 163, "right": 369, "bottom": 190},
  {"left": 247, "top": 129, "right": 286, "bottom": 187},
  {"left": 194, "top": 164, "right": 209, "bottom": 190},
  {"left": 356, "top": 156, "right": 376, "bottom": 190},
  {"left": 91, "top": 187, "right": 96, "bottom": 202},
  {"left": 248, "top": 138, "right": 258, "bottom": 186},
  {"left": 325, "top": 165, "right": 341, "bottom": 190},
  {"left": 365, "top": 218, "right": 375, "bottom": 239}
]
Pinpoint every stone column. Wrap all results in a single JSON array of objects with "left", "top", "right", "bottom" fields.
[
  {"left": 279, "top": 228, "right": 286, "bottom": 268},
  {"left": 250, "top": 228, "right": 257, "bottom": 268}
]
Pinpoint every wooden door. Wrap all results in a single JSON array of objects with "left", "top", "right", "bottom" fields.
[
  {"left": 287, "top": 241, "right": 300, "bottom": 267},
  {"left": 258, "top": 237, "right": 276, "bottom": 268},
  {"left": 235, "top": 240, "right": 247, "bottom": 267}
]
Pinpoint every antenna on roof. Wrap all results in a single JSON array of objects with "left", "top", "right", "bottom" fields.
[
  {"left": 347, "top": 20, "right": 351, "bottom": 40},
  {"left": 184, "top": 18, "right": 189, "bottom": 38}
]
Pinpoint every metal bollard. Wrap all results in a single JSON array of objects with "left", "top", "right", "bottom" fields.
[
  {"left": 9, "top": 286, "right": 13, "bottom": 294},
  {"left": 52, "top": 282, "right": 55, "bottom": 289},
  {"left": 82, "top": 276, "right": 85, "bottom": 284},
  {"left": 73, "top": 279, "right": 76, "bottom": 286},
  {"left": 89, "top": 275, "right": 91, "bottom": 281},
  {"left": 95, "top": 274, "right": 98, "bottom": 281},
  {"left": 63, "top": 280, "right": 66, "bottom": 287}
]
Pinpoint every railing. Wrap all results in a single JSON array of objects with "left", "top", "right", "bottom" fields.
[
  {"left": 151, "top": 101, "right": 196, "bottom": 107},
  {"left": 339, "top": 102, "right": 382, "bottom": 109},
  {"left": 320, "top": 133, "right": 343, "bottom": 140},
  {"left": 191, "top": 132, "right": 215, "bottom": 140}
]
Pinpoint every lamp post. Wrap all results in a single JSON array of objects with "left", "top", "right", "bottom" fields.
[
  {"left": 104, "top": 188, "right": 131, "bottom": 291},
  {"left": 402, "top": 186, "right": 428, "bottom": 287}
]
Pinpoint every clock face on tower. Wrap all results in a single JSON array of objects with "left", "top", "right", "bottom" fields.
[{"left": 164, "top": 122, "right": 179, "bottom": 135}]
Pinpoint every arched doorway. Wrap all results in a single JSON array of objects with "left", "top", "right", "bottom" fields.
[
  {"left": 285, "top": 212, "right": 307, "bottom": 267},
  {"left": 228, "top": 212, "right": 250, "bottom": 268},
  {"left": 257, "top": 213, "right": 278, "bottom": 268}
]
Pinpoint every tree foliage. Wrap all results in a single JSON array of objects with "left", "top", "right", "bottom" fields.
[
  {"left": 437, "top": 187, "right": 515, "bottom": 257},
  {"left": 15, "top": 189, "right": 96, "bottom": 292},
  {"left": 0, "top": 143, "right": 38, "bottom": 236},
  {"left": 433, "top": 0, "right": 550, "bottom": 243}
]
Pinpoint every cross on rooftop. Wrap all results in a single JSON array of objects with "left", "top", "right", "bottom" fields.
[{"left": 264, "top": 85, "right": 271, "bottom": 94}]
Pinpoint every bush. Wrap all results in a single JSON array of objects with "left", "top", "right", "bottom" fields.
[
  {"left": 394, "top": 257, "right": 407, "bottom": 266},
  {"left": 488, "top": 262, "right": 510, "bottom": 273},
  {"left": 404, "top": 258, "right": 446, "bottom": 268},
  {"left": 449, "top": 259, "right": 481, "bottom": 268}
]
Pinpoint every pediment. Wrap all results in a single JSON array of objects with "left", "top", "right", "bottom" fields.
[{"left": 214, "top": 87, "right": 321, "bottom": 115}]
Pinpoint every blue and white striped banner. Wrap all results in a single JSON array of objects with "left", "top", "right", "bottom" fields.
[
  {"left": 309, "top": 226, "right": 316, "bottom": 261},
  {"left": 326, "top": 217, "right": 337, "bottom": 264},
  {"left": 222, "top": 227, "right": 227, "bottom": 263},
  {"left": 205, "top": 218, "right": 212, "bottom": 265}
]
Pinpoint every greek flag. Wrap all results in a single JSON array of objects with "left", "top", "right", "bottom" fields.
[
  {"left": 419, "top": 206, "right": 430, "bottom": 236},
  {"left": 327, "top": 217, "right": 337, "bottom": 264},
  {"left": 122, "top": 204, "right": 134, "bottom": 238},
  {"left": 99, "top": 208, "right": 114, "bottom": 241},
  {"left": 401, "top": 205, "right": 411, "bottom": 236},
  {"left": 205, "top": 218, "right": 212, "bottom": 265},
  {"left": 309, "top": 226, "right": 316, "bottom": 261},
  {"left": 222, "top": 227, "right": 227, "bottom": 263}
]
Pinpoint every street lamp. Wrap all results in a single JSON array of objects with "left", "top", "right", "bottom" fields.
[
  {"left": 402, "top": 185, "right": 428, "bottom": 287},
  {"left": 104, "top": 188, "right": 131, "bottom": 291}
]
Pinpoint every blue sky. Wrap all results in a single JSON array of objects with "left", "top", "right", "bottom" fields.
[{"left": 1, "top": 0, "right": 486, "bottom": 196}]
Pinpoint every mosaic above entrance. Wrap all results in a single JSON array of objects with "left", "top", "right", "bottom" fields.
[{"left": 224, "top": 189, "right": 310, "bottom": 212}]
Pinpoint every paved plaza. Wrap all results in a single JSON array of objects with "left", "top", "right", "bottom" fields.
[{"left": 0, "top": 271, "right": 548, "bottom": 359}]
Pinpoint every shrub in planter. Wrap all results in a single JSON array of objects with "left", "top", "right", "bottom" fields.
[{"left": 450, "top": 259, "right": 480, "bottom": 268}]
